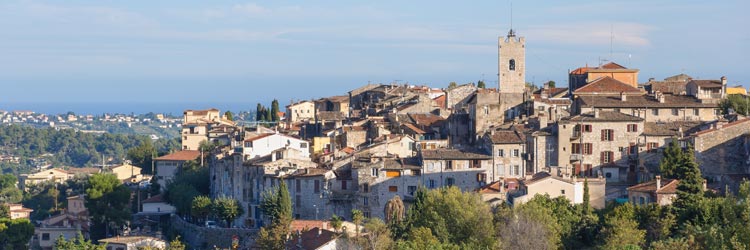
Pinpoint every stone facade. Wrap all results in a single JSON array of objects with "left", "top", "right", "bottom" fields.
[
  {"left": 690, "top": 119, "right": 750, "bottom": 178},
  {"left": 498, "top": 29, "right": 526, "bottom": 120}
]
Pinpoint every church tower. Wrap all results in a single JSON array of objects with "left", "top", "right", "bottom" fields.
[{"left": 498, "top": 29, "right": 526, "bottom": 119}]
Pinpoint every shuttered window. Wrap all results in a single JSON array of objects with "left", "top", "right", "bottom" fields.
[{"left": 385, "top": 170, "right": 401, "bottom": 178}]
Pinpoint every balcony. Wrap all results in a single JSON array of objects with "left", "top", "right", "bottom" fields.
[
  {"left": 571, "top": 131, "right": 581, "bottom": 140},
  {"left": 570, "top": 154, "right": 583, "bottom": 162}
]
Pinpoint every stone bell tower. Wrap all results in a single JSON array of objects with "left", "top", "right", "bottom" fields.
[{"left": 498, "top": 29, "right": 526, "bottom": 120}]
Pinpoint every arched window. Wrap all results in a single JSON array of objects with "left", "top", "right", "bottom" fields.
[{"left": 509, "top": 59, "right": 516, "bottom": 71}]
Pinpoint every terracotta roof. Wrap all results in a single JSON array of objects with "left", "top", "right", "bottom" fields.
[
  {"left": 478, "top": 181, "right": 503, "bottom": 194},
  {"left": 142, "top": 194, "right": 166, "bottom": 203},
  {"left": 341, "top": 147, "right": 356, "bottom": 154},
  {"left": 290, "top": 168, "right": 329, "bottom": 177},
  {"left": 286, "top": 227, "right": 337, "bottom": 250},
  {"left": 570, "top": 67, "right": 594, "bottom": 75},
  {"left": 627, "top": 178, "right": 679, "bottom": 194},
  {"left": 647, "top": 81, "right": 688, "bottom": 95},
  {"left": 574, "top": 77, "right": 642, "bottom": 95},
  {"left": 402, "top": 123, "right": 426, "bottom": 134},
  {"left": 664, "top": 73, "right": 693, "bottom": 82},
  {"left": 689, "top": 79, "right": 723, "bottom": 88},
  {"left": 290, "top": 220, "right": 330, "bottom": 232},
  {"left": 487, "top": 130, "right": 525, "bottom": 144},
  {"left": 421, "top": 149, "right": 491, "bottom": 160},
  {"left": 599, "top": 62, "right": 627, "bottom": 69},
  {"left": 433, "top": 95, "right": 446, "bottom": 109},
  {"left": 380, "top": 157, "right": 421, "bottom": 170},
  {"left": 692, "top": 118, "right": 750, "bottom": 136},
  {"left": 408, "top": 113, "right": 445, "bottom": 126},
  {"left": 154, "top": 150, "right": 200, "bottom": 161},
  {"left": 522, "top": 172, "right": 552, "bottom": 185},
  {"left": 642, "top": 121, "right": 705, "bottom": 136},
  {"left": 577, "top": 94, "right": 719, "bottom": 108},
  {"left": 66, "top": 167, "right": 101, "bottom": 175},
  {"left": 561, "top": 111, "right": 644, "bottom": 122},
  {"left": 244, "top": 133, "right": 274, "bottom": 142}
]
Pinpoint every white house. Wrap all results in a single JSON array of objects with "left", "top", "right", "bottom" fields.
[
  {"left": 242, "top": 133, "right": 311, "bottom": 160},
  {"left": 141, "top": 194, "right": 176, "bottom": 214}
]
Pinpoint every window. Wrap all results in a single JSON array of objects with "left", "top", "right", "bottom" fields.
[
  {"left": 561, "top": 189, "right": 566, "bottom": 195},
  {"left": 470, "top": 160, "right": 481, "bottom": 168},
  {"left": 639, "top": 196, "right": 645, "bottom": 205},
  {"left": 572, "top": 143, "right": 581, "bottom": 154},
  {"left": 627, "top": 124, "right": 638, "bottom": 132},
  {"left": 580, "top": 124, "right": 593, "bottom": 133},
  {"left": 647, "top": 142, "right": 659, "bottom": 152},
  {"left": 314, "top": 180, "right": 320, "bottom": 193},
  {"left": 601, "top": 151, "right": 614, "bottom": 163},
  {"left": 583, "top": 143, "right": 593, "bottom": 155},
  {"left": 672, "top": 108, "right": 679, "bottom": 116},
  {"left": 512, "top": 149, "right": 520, "bottom": 157},
  {"left": 296, "top": 179, "right": 301, "bottom": 192},
  {"left": 629, "top": 144, "right": 638, "bottom": 155},
  {"left": 429, "top": 179, "right": 436, "bottom": 188},
  {"left": 445, "top": 178, "right": 455, "bottom": 186},
  {"left": 497, "top": 164, "right": 505, "bottom": 177},
  {"left": 446, "top": 161, "right": 453, "bottom": 170},
  {"left": 584, "top": 164, "right": 593, "bottom": 176},
  {"left": 363, "top": 197, "right": 369, "bottom": 205},
  {"left": 498, "top": 149, "right": 505, "bottom": 157},
  {"left": 42, "top": 233, "right": 50, "bottom": 241},
  {"left": 411, "top": 169, "right": 421, "bottom": 176},
  {"left": 389, "top": 186, "right": 398, "bottom": 192},
  {"left": 300, "top": 142, "right": 308, "bottom": 148},
  {"left": 364, "top": 211, "right": 371, "bottom": 218},
  {"left": 652, "top": 109, "right": 659, "bottom": 116},
  {"left": 477, "top": 173, "right": 487, "bottom": 183},
  {"left": 362, "top": 183, "right": 369, "bottom": 193},
  {"left": 509, "top": 59, "right": 516, "bottom": 71},
  {"left": 601, "top": 129, "right": 614, "bottom": 141},
  {"left": 693, "top": 108, "right": 700, "bottom": 116},
  {"left": 408, "top": 186, "right": 417, "bottom": 195},
  {"left": 296, "top": 195, "right": 301, "bottom": 208},
  {"left": 605, "top": 172, "right": 612, "bottom": 178},
  {"left": 341, "top": 180, "right": 347, "bottom": 190},
  {"left": 371, "top": 168, "right": 379, "bottom": 177},
  {"left": 513, "top": 165, "right": 520, "bottom": 176},
  {"left": 385, "top": 170, "right": 401, "bottom": 178},
  {"left": 574, "top": 143, "right": 592, "bottom": 154}
]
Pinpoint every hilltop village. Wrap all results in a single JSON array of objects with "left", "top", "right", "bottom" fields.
[{"left": 10, "top": 29, "right": 750, "bottom": 249}]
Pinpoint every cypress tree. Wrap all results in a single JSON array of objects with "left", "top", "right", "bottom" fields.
[
  {"left": 271, "top": 99, "right": 280, "bottom": 122},
  {"left": 276, "top": 179, "right": 292, "bottom": 225}
]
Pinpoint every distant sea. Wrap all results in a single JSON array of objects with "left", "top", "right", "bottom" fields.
[{"left": 0, "top": 102, "right": 261, "bottom": 116}]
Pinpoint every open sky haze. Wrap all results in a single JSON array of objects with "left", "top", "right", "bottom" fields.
[{"left": 0, "top": 0, "right": 747, "bottom": 113}]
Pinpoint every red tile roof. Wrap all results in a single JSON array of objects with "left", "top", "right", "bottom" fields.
[
  {"left": 286, "top": 227, "right": 337, "bottom": 250},
  {"left": 154, "top": 150, "right": 200, "bottom": 161},
  {"left": 599, "top": 62, "right": 627, "bottom": 69},
  {"left": 627, "top": 179, "right": 679, "bottom": 194},
  {"left": 142, "top": 194, "right": 166, "bottom": 203},
  {"left": 570, "top": 67, "right": 594, "bottom": 75},
  {"left": 478, "top": 181, "right": 503, "bottom": 193},
  {"left": 433, "top": 95, "right": 446, "bottom": 109},
  {"left": 574, "top": 76, "right": 642, "bottom": 95},
  {"left": 290, "top": 220, "right": 330, "bottom": 232}
]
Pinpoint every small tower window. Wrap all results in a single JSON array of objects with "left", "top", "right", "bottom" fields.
[{"left": 509, "top": 59, "right": 516, "bottom": 71}]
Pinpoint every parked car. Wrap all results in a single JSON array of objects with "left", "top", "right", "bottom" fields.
[{"left": 205, "top": 220, "right": 217, "bottom": 228}]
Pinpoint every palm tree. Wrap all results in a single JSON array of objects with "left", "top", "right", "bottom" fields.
[
  {"left": 330, "top": 214, "right": 343, "bottom": 233},
  {"left": 351, "top": 209, "right": 364, "bottom": 238}
]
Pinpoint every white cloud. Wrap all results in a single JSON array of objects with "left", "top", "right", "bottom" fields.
[
  {"left": 231, "top": 3, "right": 270, "bottom": 16},
  {"left": 525, "top": 22, "right": 655, "bottom": 47}
]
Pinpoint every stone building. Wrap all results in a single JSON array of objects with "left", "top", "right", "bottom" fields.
[
  {"left": 686, "top": 77, "right": 727, "bottom": 101},
  {"left": 480, "top": 128, "right": 527, "bottom": 182},
  {"left": 688, "top": 118, "right": 750, "bottom": 179},
  {"left": 286, "top": 100, "right": 316, "bottom": 126},
  {"left": 181, "top": 109, "right": 234, "bottom": 150},
  {"left": 468, "top": 89, "right": 504, "bottom": 142},
  {"left": 419, "top": 149, "right": 493, "bottom": 192},
  {"left": 627, "top": 176, "right": 679, "bottom": 206},
  {"left": 569, "top": 62, "right": 639, "bottom": 93},
  {"left": 445, "top": 83, "right": 476, "bottom": 111},
  {"left": 352, "top": 156, "right": 423, "bottom": 219},
  {"left": 573, "top": 93, "right": 720, "bottom": 123},
  {"left": 557, "top": 111, "right": 645, "bottom": 181},
  {"left": 498, "top": 29, "right": 527, "bottom": 120},
  {"left": 511, "top": 172, "right": 606, "bottom": 209}
]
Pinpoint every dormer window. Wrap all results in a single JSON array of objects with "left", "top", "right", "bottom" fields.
[{"left": 509, "top": 59, "right": 516, "bottom": 71}]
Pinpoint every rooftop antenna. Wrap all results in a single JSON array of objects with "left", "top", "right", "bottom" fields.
[{"left": 510, "top": 2, "right": 513, "bottom": 31}]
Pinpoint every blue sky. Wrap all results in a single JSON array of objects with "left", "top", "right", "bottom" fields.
[{"left": 0, "top": 0, "right": 747, "bottom": 109}]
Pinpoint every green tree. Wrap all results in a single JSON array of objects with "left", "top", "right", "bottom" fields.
[
  {"left": 719, "top": 94, "right": 749, "bottom": 115},
  {"left": 395, "top": 226, "right": 458, "bottom": 250},
  {"left": 0, "top": 205, "right": 8, "bottom": 219},
  {"left": 546, "top": 80, "right": 556, "bottom": 88},
  {"left": 257, "top": 223, "right": 287, "bottom": 250},
  {"left": 191, "top": 195, "right": 213, "bottom": 224},
  {"left": 447, "top": 82, "right": 458, "bottom": 89},
  {"left": 256, "top": 103, "right": 264, "bottom": 121},
  {"left": 166, "top": 182, "right": 199, "bottom": 216},
  {"left": 257, "top": 180, "right": 293, "bottom": 250},
  {"left": 271, "top": 99, "right": 280, "bottom": 122},
  {"left": 167, "top": 235, "right": 187, "bottom": 250},
  {"left": 224, "top": 111, "right": 234, "bottom": 121},
  {"left": 54, "top": 232, "right": 106, "bottom": 250},
  {"left": 672, "top": 143, "right": 705, "bottom": 224},
  {"left": 127, "top": 139, "right": 156, "bottom": 174},
  {"left": 0, "top": 174, "right": 22, "bottom": 203},
  {"left": 85, "top": 173, "right": 131, "bottom": 240},
  {"left": 362, "top": 218, "right": 393, "bottom": 250},
  {"left": 213, "top": 196, "right": 243, "bottom": 228},
  {"left": 0, "top": 218, "right": 35, "bottom": 250},
  {"left": 352, "top": 209, "right": 364, "bottom": 238},
  {"left": 600, "top": 203, "right": 645, "bottom": 250},
  {"left": 659, "top": 139, "right": 683, "bottom": 179},
  {"left": 477, "top": 80, "right": 486, "bottom": 89},
  {"left": 408, "top": 187, "right": 495, "bottom": 248},
  {"left": 330, "top": 214, "right": 343, "bottom": 233}
]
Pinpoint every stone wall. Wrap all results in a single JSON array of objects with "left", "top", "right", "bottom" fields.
[
  {"left": 692, "top": 120, "right": 750, "bottom": 176},
  {"left": 170, "top": 215, "right": 257, "bottom": 250}
]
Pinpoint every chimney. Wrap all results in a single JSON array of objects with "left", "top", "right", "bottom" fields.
[
  {"left": 721, "top": 76, "right": 727, "bottom": 97},
  {"left": 317, "top": 227, "right": 322, "bottom": 237},
  {"left": 702, "top": 179, "right": 707, "bottom": 191},
  {"left": 620, "top": 92, "right": 627, "bottom": 102},
  {"left": 594, "top": 109, "right": 600, "bottom": 118},
  {"left": 658, "top": 93, "right": 665, "bottom": 103},
  {"left": 539, "top": 114, "right": 548, "bottom": 129},
  {"left": 655, "top": 175, "right": 661, "bottom": 190}
]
